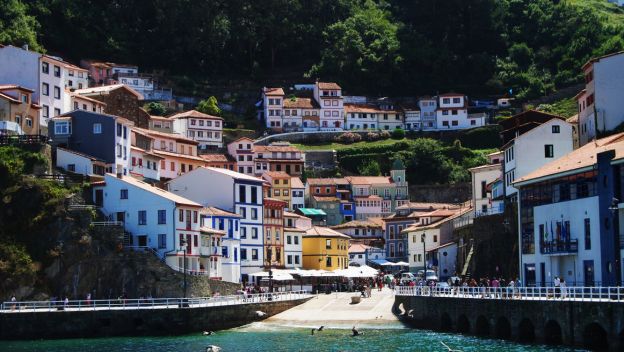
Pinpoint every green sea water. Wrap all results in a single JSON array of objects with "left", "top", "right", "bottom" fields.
[{"left": 0, "top": 321, "right": 584, "bottom": 352}]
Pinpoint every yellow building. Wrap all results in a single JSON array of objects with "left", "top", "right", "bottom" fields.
[
  {"left": 302, "top": 226, "right": 350, "bottom": 270},
  {"left": 262, "top": 171, "right": 292, "bottom": 209}
]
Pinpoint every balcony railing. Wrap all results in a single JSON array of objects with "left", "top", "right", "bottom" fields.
[
  {"left": 475, "top": 205, "right": 504, "bottom": 217},
  {"left": 200, "top": 247, "right": 220, "bottom": 256},
  {"left": 540, "top": 239, "right": 578, "bottom": 255}
]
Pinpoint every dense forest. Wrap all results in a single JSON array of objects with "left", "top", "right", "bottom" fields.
[{"left": 2, "top": 0, "right": 624, "bottom": 98}]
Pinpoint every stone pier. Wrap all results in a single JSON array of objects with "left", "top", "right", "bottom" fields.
[{"left": 394, "top": 295, "right": 624, "bottom": 350}]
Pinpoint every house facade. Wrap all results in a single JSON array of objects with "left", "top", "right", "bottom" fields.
[
  {"left": 263, "top": 197, "right": 287, "bottom": 268},
  {"left": 302, "top": 226, "right": 350, "bottom": 270},
  {"left": 93, "top": 174, "right": 206, "bottom": 274},
  {"left": 290, "top": 177, "right": 305, "bottom": 210},
  {"left": 262, "top": 171, "right": 292, "bottom": 209},
  {"left": 74, "top": 84, "right": 149, "bottom": 128},
  {"left": 201, "top": 206, "right": 242, "bottom": 283},
  {"left": 48, "top": 110, "right": 133, "bottom": 176},
  {"left": 436, "top": 93, "right": 484, "bottom": 130},
  {"left": 200, "top": 154, "right": 236, "bottom": 171},
  {"left": 0, "top": 85, "right": 41, "bottom": 135},
  {"left": 514, "top": 133, "right": 624, "bottom": 287},
  {"left": 167, "top": 167, "right": 266, "bottom": 282},
  {"left": 469, "top": 163, "right": 504, "bottom": 217},
  {"left": 228, "top": 137, "right": 255, "bottom": 175},
  {"left": 170, "top": 110, "right": 223, "bottom": 149},
  {"left": 283, "top": 211, "right": 307, "bottom": 269},
  {"left": 331, "top": 219, "right": 385, "bottom": 247},
  {"left": 576, "top": 52, "right": 624, "bottom": 146},
  {"left": 314, "top": 81, "right": 344, "bottom": 130},
  {"left": 253, "top": 143, "right": 304, "bottom": 177}
]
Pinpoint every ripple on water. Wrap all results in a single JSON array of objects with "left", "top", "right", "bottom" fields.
[{"left": 0, "top": 326, "right": 587, "bottom": 352}]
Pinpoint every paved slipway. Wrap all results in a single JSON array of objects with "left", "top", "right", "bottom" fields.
[{"left": 266, "top": 288, "right": 401, "bottom": 328}]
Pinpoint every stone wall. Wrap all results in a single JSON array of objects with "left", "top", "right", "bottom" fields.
[
  {"left": 0, "top": 297, "right": 311, "bottom": 339},
  {"left": 90, "top": 89, "right": 149, "bottom": 128},
  {"left": 394, "top": 295, "right": 624, "bottom": 351},
  {"left": 409, "top": 183, "right": 471, "bottom": 203}
]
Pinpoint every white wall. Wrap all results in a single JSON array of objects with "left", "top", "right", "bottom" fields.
[
  {"left": 284, "top": 230, "right": 303, "bottom": 268},
  {"left": 56, "top": 148, "right": 95, "bottom": 175},
  {"left": 594, "top": 53, "right": 624, "bottom": 132},
  {"left": 407, "top": 227, "right": 441, "bottom": 271}
]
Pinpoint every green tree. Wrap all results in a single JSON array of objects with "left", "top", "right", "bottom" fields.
[
  {"left": 0, "top": 0, "right": 42, "bottom": 51},
  {"left": 144, "top": 102, "right": 166, "bottom": 116},
  {"left": 358, "top": 160, "right": 381, "bottom": 176},
  {"left": 197, "top": 96, "right": 221, "bottom": 116}
]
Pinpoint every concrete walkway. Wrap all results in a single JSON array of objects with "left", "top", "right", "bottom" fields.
[{"left": 267, "top": 288, "right": 400, "bottom": 327}]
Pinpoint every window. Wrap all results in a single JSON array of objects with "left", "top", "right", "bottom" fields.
[
  {"left": 158, "top": 210, "right": 166, "bottom": 224},
  {"left": 26, "top": 118, "right": 32, "bottom": 127},
  {"left": 251, "top": 186, "right": 258, "bottom": 204},
  {"left": 442, "top": 121, "right": 449, "bottom": 127},
  {"left": 252, "top": 249, "right": 258, "bottom": 260},
  {"left": 239, "top": 185, "right": 246, "bottom": 202},
  {"left": 443, "top": 98, "right": 450, "bottom": 104},
  {"left": 452, "top": 97, "right": 460, "bottom": 104},
  {"left": 54, "top": 121, "right": 71, "bottom": 135},
  {"left": 241, "top": 248, "right": 247, "bottom": 260},
  {"left": 287, "top": 255, "right": 292, "bottom": 264},
  {"left": 54, "top": 108, "right": 61, "bottom": 117},
  {"left": 93, "top": 123, "right": 102, "bottom": 134},
  {"left": 584, "top": 218, "right": 591, "bottom": 250},
  {"left": 326, "top": 239, "right": 332, "bottom": 249},
  {"left": 552, "top": 125, "right": 560, "bottom": 133},
  {"left": 295, "top": 255, "right": 300, "bottom": 264},
  {"left": 325, "top": 256, "right": 332, "bottom": 267},
  {"left": 53, "top": 65, "right": 61, "bottom": 77},
  {"left": 252, "top": 227, "right": 258, "bottom": 239},
  {"left": 251, "top": 208, "right": 258, "bottom": 220},
  {"left": 241, "top": 227, "right": 247, "bottom": 238},
  {"left": 42, "top": 83, "right": 49, "bottom": 96},
  {"left": 43, "top": 105, "right": 49, "bottom": 118},
  {"left": 158, "top": 234, "right": 166, "bottom": 249},
  {"left": 138, "top": 210, "right": 147, "bottom": 225},
  {"left": 179, "top": 209, "right": 184, "bottom": 222},
  {"left": 42, "top": 62, "right": 49, "bottom": 74},
  {"left": 274, "top": 190, "right": 281, "bottom": 196},
  {"left": 54, "top": 86, "right": 60, "bottom": 99},
  {"left": 544, "top": 144, "right": 554, "bottom": 158}
]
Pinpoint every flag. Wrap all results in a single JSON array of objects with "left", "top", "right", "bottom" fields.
[{"left": 544, "top": 222, "right": 549, "bottom": 242}]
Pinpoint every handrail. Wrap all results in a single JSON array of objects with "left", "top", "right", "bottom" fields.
[
  {"left": 1, "top": 290, "right": 311, "bottom": 313},
  {"left": 394, "top": 285, "right": 624, "bottom": 302}
]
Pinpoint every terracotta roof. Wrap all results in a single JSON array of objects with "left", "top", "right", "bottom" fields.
[
  {"left": 0, "top": 84, "right": 33, "bottom": 92},
  {"left": 313, "top": 196, "right": 341, "bottom": 202},
  {"left": 344, "top": 104, "right": 381, "bottom": 114},
  {"left": 348, "top": 243, "right": 372, "bottom": 253},
  {"left": 283, "top": 97, "right": 319, "bottom": 109},
  {"left": 150, "top": 115, "right": 170, "bottom": 121},
  {"left": 331, "top": 219, "right": 383, "bottom": 230},
  {"left": 262, "top": 171, "right": 290, "bottom": 179},
  {"left": 573, "top": 89, "right": 587, "bottom": 100},
  {"left": 71, "top": 93, "right": 107, "bottom": 106},
  {"left": 264, "top": 87, "right": 285, "bottom": 96},
  {"left": 421, "top": 208, "right": 461, "bottom": 217},
  {"left": 200, "top": 154, "right": 234, "bottom": 163},
  {"left": 354, "top": 195, "right": 383, "bottom": 200},
  {"left": 402, "top": 208, "right": 470, "bottom": 233},
  {"left": 317, "top": 82, "right": 341, "bottom": 90},
  {"left": 283, "top": 211, "right": 308, "bottom": 219},
  {"left": 169, "top": 110, "right": 223, "bottom": 120},
  {"left": 581, "top": 51, "right": 624, "bottom": 70},
  {"left": 202, "top": 206, "right": 241, "bottom": 218},
  {"left": 232, "top": 137, "right": 255, "bottom": 143},
  {"left": 104, "top": 173, "right": 201, "bottom": 207},
  {"left": 290, "top": 177, "right": 304, "bottom": 189},
  {"left": 567, "top": 114, "right": 579, "bottom": 124},
  {"left": 284, "top": 227, "right": 306, "bottom": 233},
  {"left": 130, "top": 146, "right": 164, "bottom": 159},
  {"left": 74, "top": 84, "right": 143, "bottom": 100},
  {"left": 42, "top": 55, "right": 87, "bottom": 72},
  {"left": 151, "top": 149, "right": 206, "bottom": 162},
  {"left": 133, "top": 127, "right": 198, "bottom": 145},
  {"left": 395, "top": 202, "right": 458, "bottom": 211},
  {"left": 468, "top": 163, "right": 502, "bottom": 172},
  {"left": 254, "top": 144, "right": 301, "bottom": 153},
  {"left": 345, "top": 176, "right": 393, "bottom": 185},
  {"left": 304, "top": 226, "right": 351, "bottom": 239},
  {"left": 307, "top": 178, "right": 337, "bottom": 186},
  {"left": 515, "top": 132, "right": 624, "bottom": 185},
  {"left": 499, "top": 110, "right": 565, "bottom": 131},
  {"left": 200, "top": 227, "right": 227, "bottom": 236}
]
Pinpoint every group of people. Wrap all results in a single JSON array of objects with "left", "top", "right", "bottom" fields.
[{"left": 448, "top": 277, "right": 523, "bottom": 299}]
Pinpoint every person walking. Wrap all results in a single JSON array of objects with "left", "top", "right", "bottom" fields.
[
  {"left": 10, "top": 295, "right": 16, "bottom": 311},
  {"left": 560, "top": 279, "right": 567, "bottom": 299},
  {"left": 554, "top": 276, "right": 561, "bottom": 299}
]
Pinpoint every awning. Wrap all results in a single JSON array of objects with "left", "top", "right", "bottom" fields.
[
  {"left": 333, "top": 265, "right": 378, "bottom": 278},
  {"left": 297, "top": 208, "right": 327, "bottom": 216},
  {"left": 249, "top": 270, "right": 294, "bottom": 281},
  {"left": 369, "top": 259, "right": 392, "bottom": 266},
  {"left": 394, "top": 261, "right": 410, "bottom": 266}
]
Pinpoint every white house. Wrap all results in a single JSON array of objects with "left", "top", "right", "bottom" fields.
[
  {"left": 576, "top": 51, "right": 624, "bottom": 146},
  {"left": 93, "top": 174, "right": 206, "bottom": 275},
  {"left": 348, "top": 243, "right": 386, "bottom": 266},
  {"left": 290, "top": 177, "right": 305, "bottom": 210},
  {"left": 261, "top": 87, "right": 285, "bottom": 130},
  {"left": 514, "top": 132, "right": 624, "bottom": 287},
  {"left": 314, "top": 81, "right": 344, "bottom": 130},
  {"left": 436, "top": 93, "right": 484, "bottom": 130},
  {"left": 167, "top": 167, "right": 266, "bottom": 281},
  {"left": 170, "top": 110, "right": 224, "bottom": 149},
  {"left": 418, "top": 96, "right": 438, "bottom": 130},
  {"left": 344, "top": 104, "right": 379, "bottom": 130},
  {"left": 403, "top": 104, "right": 421, "bottom": 131},
  {"left": 469, "top": 163, "right": 503, "bottom": 217},
  {"left": 227, "top": 137, "right": 255, "bottom": 175},
  {"left": 56, "top": 147, "right": 106, "bottom": 176},
  {"left": 284, "top": 211, "right": 311, "bottom": 268},
  {"left": 201, "top": 206, "right": 242, "bottom": 283},
  {"left": 500, "top": 111, "right": 574, "bottom": 200}
]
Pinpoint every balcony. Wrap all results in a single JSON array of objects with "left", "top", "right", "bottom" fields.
[
  {"left": 200, "top": 246, "right": 220, "bottom": 256},
  {"left": 540, "top": 239, "right": 578, "bottom": 255},
  {"left": 475, "top": 205, "right": 504, "bottom": 217}
]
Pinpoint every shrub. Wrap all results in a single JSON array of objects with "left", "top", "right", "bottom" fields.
[
  {"left": 379, "top": 130, "right": 391, "bottom": 139},
  {"left": 392, "top": 128, "right": 405, "bottom": 139},
  {"left": 366, "top": 132, "right": 380, "bottom": 141},
  {"left": 335, "top": 132, "right": 362, "bottom": 144}
]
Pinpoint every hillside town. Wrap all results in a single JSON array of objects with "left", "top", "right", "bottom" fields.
[{"left": 1, "top": 42, "right": 624, "bottom": 291}]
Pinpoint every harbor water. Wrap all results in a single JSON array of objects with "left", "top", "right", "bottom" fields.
[{"left": 0, "top": 321, "right": 585, "bottom": 351}]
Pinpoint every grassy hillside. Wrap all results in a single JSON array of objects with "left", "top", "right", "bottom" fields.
[{"left": 568, "top": 0, "right": 624, "bottom": 28}]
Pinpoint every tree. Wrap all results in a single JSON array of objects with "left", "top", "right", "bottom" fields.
[
  {"left": 0, "top": 0, "right": 42, "bottom": 52},
  {"left": 144, "top": 102, "right": 166, "bottom": 116},
  {"left": 358, "top": 160, "right": 381, "bottom": 176},
  {"left": 197, "top": 96, "right": 221, "bottom": 116}
]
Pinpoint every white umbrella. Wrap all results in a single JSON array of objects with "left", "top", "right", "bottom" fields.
[{"left": 394, "top": 261, "right": 410, "bottom": 266}]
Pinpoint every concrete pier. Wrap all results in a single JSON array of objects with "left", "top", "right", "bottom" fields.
[
  {"left": 0, "top": 295, "right": 311, "bottom": 340},
  {"left": 394, "top": 294, "right": 624, "bottom": 351}
]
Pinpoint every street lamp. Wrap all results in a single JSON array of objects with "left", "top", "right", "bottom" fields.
[
  {"left": 180, "top": 238, "right": 187, "bottom": 299},
  {"left": 421, "top": 232, "right": 426, "bottom": 273}
]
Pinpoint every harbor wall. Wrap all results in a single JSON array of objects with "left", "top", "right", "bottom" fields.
[
  {"left": 0, "top": 297, "right": 311, "bottom": 340},
  {"left": 393, "top": 295, "right": 624, "bottom": 351}
]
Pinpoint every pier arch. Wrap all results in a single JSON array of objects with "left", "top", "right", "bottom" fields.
[
  {"left": 517, "top": 319, "right": 535, "bottom": 343},
  {"left": 544, "top": 320, "right": 562, "bottom": 345},
  {"left": 583, "top": 322, "right": 608, "bottom": 351},
  {"left": 440, "top": 313, "right": 452, "bottom": 332},
  {"left": 475, "top": 316, "right": 490, "bottom": 336},
  {"left": 495, "top": 317, "right": 511, "bottom": 339},
  {"left": 457, "top": 314, "right": 470, "bottom": 334}
]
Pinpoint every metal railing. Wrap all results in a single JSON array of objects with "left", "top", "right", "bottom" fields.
[
  {"left": 394, "top": 286, "right": 624, "bottom": 302},
  {"left": 1, "top": 290, "right": 311, "bottom": 313},
  {"left": 91, "top": 221, "right": 124, "bottom": 226},
  {"left": 540, "top": 239, "right": 579, "bottom": 254},
  {"left": 0, "top": 134, "right": 48, "bottom": 145}
]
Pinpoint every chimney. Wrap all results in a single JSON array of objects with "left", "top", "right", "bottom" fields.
[{"left": 116, "top": 170, "right": 123, "bottom": 179}]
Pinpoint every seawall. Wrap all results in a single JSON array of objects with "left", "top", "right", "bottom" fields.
[
  {"left": 0, "top": 298, "right": 311, "bottom": 340},
  {"left": 394, "top": 295, "right": 624, "bottom": 351}
]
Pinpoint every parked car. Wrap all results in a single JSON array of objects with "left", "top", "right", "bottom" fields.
[{"left": 399, "top": 272, "right": 416, "bottom": 284}]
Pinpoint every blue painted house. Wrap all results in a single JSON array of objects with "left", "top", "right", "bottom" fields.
[{"left": 201, "top": 206, "right": 242, "bottom": 283}]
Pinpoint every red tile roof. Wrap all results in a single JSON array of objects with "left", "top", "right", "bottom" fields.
[
  {"left": 264, "top": 87, "right": 285, "bottom": 96},
  {"left": 200, "top": 154, "right": 234, "bottom": 163},
  {"left": 317, "top": 82, "right": 341, "bottom": 90},
  {"left": 169, "top": 110, "right": 223, "bottom": 120},
  {"left": 283, "top": 97, "right": 319, "bottom": 109}
]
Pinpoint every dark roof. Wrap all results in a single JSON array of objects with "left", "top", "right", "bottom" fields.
[{"left": 499, "top": 110, "right": 566, "bottom": 145}]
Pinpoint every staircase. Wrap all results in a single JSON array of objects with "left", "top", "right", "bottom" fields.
[{"left": 461, "top": 240, "right": 475, "bottom": 277}]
